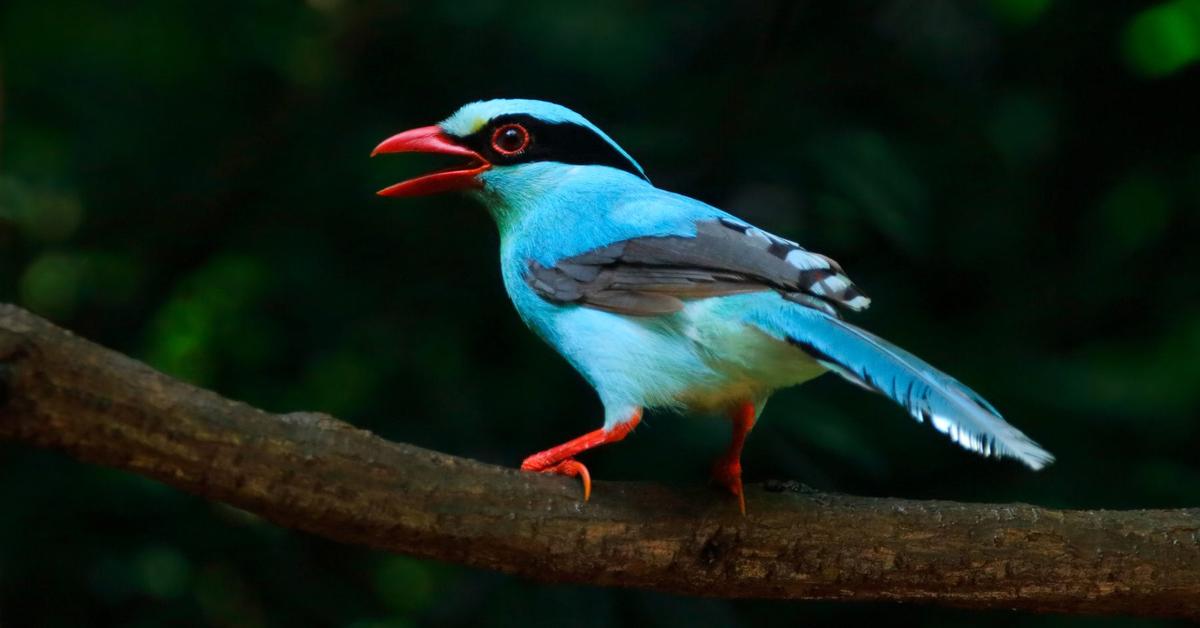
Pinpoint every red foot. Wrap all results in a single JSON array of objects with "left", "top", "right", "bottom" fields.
[
  {"left": 712, "top": 457, "right": 745, "bottom": 515},
  {"left": 521, "top": 409, "right": 642, "bottom": 501},
  {"left": 712, "top": 401, "right": 756, "bottom": 515}
]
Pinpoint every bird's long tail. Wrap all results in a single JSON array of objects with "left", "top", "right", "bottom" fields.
[{"left": 748, "top": 302, "right": 1054, "bottom": 470}]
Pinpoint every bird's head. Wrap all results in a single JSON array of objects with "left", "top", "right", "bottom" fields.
[{"left": 372, "top": 99, "right": 648, "bottom": 203}]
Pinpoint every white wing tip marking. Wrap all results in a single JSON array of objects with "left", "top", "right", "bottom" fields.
[
  {"left": 846, "top": 295, "right": 872, "bottom": 310},
  {"left": 784, "top": 249, "right": 828, "bottom": 271}
]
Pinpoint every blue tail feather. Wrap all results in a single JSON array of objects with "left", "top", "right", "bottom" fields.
[{"left": 749, "top": 302, "right": 1054, "bottom": 470}]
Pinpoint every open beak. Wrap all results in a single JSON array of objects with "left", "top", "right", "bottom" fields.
[{"left": 371, "top": 125, "right": 490, "bottom": 197}]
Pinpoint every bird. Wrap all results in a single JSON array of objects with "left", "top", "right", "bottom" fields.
[{"left": 372, "top": 99, "right": 1053, "bottom": 513}]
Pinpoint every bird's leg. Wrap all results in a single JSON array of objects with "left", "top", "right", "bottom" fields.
[
  {"left": 520, "top": 408, "right": 643, "bottom": 501},
  {"left": 712, "top": 401, "right": 757, "bottom": 515}
]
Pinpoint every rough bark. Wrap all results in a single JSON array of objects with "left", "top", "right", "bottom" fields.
[{"left": 0, "top": 304, "right": 1196, "bottom": 619}]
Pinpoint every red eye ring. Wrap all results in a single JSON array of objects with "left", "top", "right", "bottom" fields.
[{"left": 491, "top": 123, "right": 531, "bottom": 155}]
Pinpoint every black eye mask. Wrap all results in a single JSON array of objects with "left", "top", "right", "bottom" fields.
[{"left": 455, "top": 113, "right": 648, "bottom": 181}]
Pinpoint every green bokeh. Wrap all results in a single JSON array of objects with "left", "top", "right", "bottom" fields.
[
  {"left": 1124, "top": 0, "right": 1200, "bottom": 76},
  {"left": 988, "top": 0, "right": 1053, "bottom": 26}
]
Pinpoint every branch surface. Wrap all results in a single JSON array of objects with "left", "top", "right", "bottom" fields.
[{"left": 0, "top": 304, "right": 1197, "bottom": 619}]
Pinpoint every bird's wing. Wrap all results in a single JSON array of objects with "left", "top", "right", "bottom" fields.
[{"left": 525, "top": 218, "right": 871, "bottom": 317}]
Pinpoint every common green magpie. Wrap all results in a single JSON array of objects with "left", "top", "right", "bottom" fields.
[{"left": 373, "top": 99, "right": 1053, "bottom": 513}]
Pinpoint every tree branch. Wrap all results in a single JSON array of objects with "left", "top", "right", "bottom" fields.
[{"left": 0, "top": 304, "right": 1196, "bottom": 619}]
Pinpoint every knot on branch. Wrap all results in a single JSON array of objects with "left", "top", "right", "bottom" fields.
[
  {"left": 0, "top": 361, "right": 11, "bottom": 409},
  {"left": 280, "top": 411, "right": 363, "bottom": 433},
  {"left": 763, "top": 479, "right": 819, "bottom": 494},
  {"left": 0, "top": 337, "right": 31, "bottom": 412}
]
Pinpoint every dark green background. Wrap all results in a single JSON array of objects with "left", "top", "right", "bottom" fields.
[{"left": 2, "top": 0, "right": 1198, "bottom": 626}]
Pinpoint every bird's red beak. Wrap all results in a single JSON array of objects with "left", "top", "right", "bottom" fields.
[{"left": 371, "top": 125, "right": 490, "bottom": 197}]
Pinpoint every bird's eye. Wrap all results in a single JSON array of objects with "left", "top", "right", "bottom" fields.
[{"left": 491, "top": 123, "right": 530, "bottom": 155}]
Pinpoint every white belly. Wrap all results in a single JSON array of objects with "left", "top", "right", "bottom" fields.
[{"left": 550, "top": 297, "right": 827, "bottom": 415}]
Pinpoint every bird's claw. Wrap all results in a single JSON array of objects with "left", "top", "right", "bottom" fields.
[
  {"left": 712, "top": 458, "right": 746, "bottom": 516},
  {"left": 527, "top": 458, "right": 592, "bottom": 502}
]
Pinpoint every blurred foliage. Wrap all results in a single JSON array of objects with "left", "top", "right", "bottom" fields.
[
  {"left": 1124, "top": 0, "right": 1200, "bottom": 76},
  {"left": 1, "top": 0, "right": 1199, "bottom": 626}
]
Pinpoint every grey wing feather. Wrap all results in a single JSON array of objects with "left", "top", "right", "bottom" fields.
[{"left": 525, "top": 218, "right": 870, "bottom": 317}]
